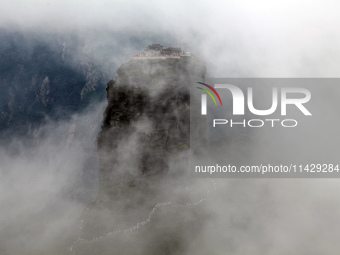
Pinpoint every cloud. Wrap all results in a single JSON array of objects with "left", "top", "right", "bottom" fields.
[
  {"left": 1, "top": 0, "right": 340, "bottom": 77},
  {"left": 1, "top": 1, "right": 340, "bottom": 254},
  {"left": 0, "top": 102, "right": 106, "bottom": 254}
]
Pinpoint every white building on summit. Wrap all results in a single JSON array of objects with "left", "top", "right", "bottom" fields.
[{"left": 133, "top": 44, "right": 191, "bottom": 59}]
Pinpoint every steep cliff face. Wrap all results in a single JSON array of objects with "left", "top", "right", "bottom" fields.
[
  {"left": 0, "top": 30, "right": 107, "bottom": 144},
  {"left": 75, "top": 51, "right": 207, "bottom": 254},
  {"left": 97, "top": 56, "right": 205, "bottom": 193}
]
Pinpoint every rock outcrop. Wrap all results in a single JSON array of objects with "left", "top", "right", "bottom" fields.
[
  {"left": 98, "top": 55, "right": 205, "bottom": 191},
  {"left": 75, "top": 48, "right": 207, "bottom": 255}
]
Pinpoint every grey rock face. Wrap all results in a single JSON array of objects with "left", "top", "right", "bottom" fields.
[
  {"left": 97, "top": 56, "right": 206, "bottom": 193},
  {"left": 76, "top": 51, "right": 207, "bottom": 255}
]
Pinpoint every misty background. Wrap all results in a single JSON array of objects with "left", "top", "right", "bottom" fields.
[{"left": 0, "top": 0, "right": 340, "bottom": 254}]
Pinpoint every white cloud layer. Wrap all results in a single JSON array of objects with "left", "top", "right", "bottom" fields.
[{"left": 1, "top": 1, "right": 340, "bottom": 254}]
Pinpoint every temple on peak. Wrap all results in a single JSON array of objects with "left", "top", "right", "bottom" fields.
[{"left": 133, "top": 44, "right": 191, "bottom": 59}]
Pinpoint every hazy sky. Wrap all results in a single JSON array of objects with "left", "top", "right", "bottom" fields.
[{"left": 2, "top": 0, "right": 340, "bottom": 76}]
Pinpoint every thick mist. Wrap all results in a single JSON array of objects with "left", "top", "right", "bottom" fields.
[
  {"left": 0, "top": 102, "right": 106, "bottom": 254},
  {"left": 2, "top": 0, "right": 340, "bottom": 77},
  {"left": 0, "top": 0, "right": 340, "bottom": 254}
]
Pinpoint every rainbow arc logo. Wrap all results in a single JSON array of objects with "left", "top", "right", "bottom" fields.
[
  {"left": 196, "top": 82, "right": 223, "bottom": 106},
  {"left": 196, "top": 82, "right": 223, "bottom": 115}
]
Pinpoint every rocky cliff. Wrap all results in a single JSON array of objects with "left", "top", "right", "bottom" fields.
[
  {"left": 0, "top": 30, "right": 107, "bottom": 144},
  {"left": 98, "top": 55, "right": 206, "bottom": 191},
  {"left": 74, "top": 50, "right": 208, "bottom": 254}
]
